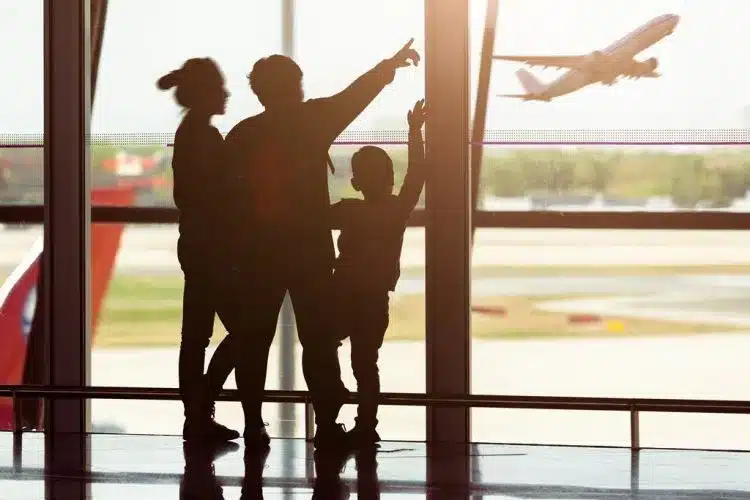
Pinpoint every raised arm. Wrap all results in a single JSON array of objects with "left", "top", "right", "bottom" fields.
[
  {"left": 312, "top": 39, "right": 421, "bottom": 145},
  {"left": 398, "top": 99, "right": 427, "bottom": 211}
]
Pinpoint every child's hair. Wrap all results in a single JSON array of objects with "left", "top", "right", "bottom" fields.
[
  {"left": 351, "top": 146, "right": 393, "bottom": 178},
  {"left": 157, "top": 57, "right": 221, "bottom": 110}
]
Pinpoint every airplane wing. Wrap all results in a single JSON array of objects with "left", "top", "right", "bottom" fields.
[{"left": 493, "top": 55, "right": 585, "bottom": 70}]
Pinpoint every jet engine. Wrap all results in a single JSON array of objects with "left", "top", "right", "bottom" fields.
[{"left": 630, "top": 57, "right": 659, "bottom": 77}]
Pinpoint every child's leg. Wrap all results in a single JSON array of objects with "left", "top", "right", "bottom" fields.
[{"left": 350, "top": 293, "right": 390, "bottom": 433}]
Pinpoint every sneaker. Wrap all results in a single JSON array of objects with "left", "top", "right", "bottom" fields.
[
  {"left": 183, "top": 379, "right": 240, "bottom": 443},
  {"left": 313, "top": 423, "right": 350, "bottom": 451},
  {"left": 347, "top": 426, "right": 381, "bottom": 448},
  {"left": 243, "top": 423, "right": 271, "bottom": 449},
  {"left": 207, "top": 402, "right": 241, "bottom": 442},
  {"left": 183, "top": 403, "right": 240, "bottom": 443}
]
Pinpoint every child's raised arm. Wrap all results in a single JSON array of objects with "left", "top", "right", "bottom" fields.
[{"left": 398, "top": 99, "right": 427, "bottom": 211}]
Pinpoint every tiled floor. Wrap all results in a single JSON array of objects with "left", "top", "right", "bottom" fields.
[{"left": 2, "top": 432, "right": 750, "bottom": 498}]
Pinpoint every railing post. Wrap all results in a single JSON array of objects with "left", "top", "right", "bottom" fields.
[
  {"left": 304, "top": 402, "right": 315, "bottom": 441},
  {"left": 630, "top": 405, "right": 640, "bottom": 451},
  {"left": 11, "top": 390, "right": 21, "bottom": 471}
]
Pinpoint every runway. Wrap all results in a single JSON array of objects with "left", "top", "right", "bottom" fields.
[
  {"left": 3, "top": 225, "right": 750, "bottom": 274},
  {"left": 3, "top": 225, "right": 750, "bottom": 450},
  {"left": 89, "top": 332, "right": 750, "bottom": 450}
]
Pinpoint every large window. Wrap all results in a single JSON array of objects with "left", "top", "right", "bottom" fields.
[
  {"left": 0, "top": 2, "right": 43, "bottom": 433},
  {"left": 471, "top": 0, "right": 750, "bottom": 131},
  {"left": 469, "top": 0, "right": 750, "bottom": 450},
  {"left": 89, "top": 0, "right": 426, "bottom": 440}
]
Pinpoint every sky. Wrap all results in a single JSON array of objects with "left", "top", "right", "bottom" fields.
[{"left": 1, "top": 0, "right": 749, "bottom": 137}]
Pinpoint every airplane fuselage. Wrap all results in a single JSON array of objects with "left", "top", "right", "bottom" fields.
[{"left": 522, "top": 14, "right": 679, "bottom": 101}]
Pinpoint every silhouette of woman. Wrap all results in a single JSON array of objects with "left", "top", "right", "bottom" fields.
[{"left": 158, "top": 58, "right": 238, "bottom": 443}]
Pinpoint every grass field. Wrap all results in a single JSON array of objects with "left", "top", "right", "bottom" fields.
[{"left": 92, "top": 266, "right": 750, "bottom": 348}]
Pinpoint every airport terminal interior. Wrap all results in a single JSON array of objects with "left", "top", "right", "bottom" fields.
[{"left": 3, "top": 1, "right": 750, "bottom": 498}]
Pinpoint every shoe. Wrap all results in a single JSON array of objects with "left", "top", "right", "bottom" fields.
[
  {"left": 243, "top": 423, "right": 271, "bottom": 449},
  {"left": 183, "top": 388, "right": 240, "bottom": 443},
  {"left": 207, "top": 402, "right": 241, "bottom": 441},
  {"left": 347, "top": 425, "right": 381, "bottom": 449},
  {"left": 313, "top": 423, "right": 350, "bottom": 451}
]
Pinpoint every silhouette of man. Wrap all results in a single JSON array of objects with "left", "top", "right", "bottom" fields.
[{"left": 218, "top": 39, "right": 420, "bottom": 450}]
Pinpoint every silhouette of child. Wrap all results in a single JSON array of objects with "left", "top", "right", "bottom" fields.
[{"left": 330, "top": 99, "right": 426, "bottom": 447}]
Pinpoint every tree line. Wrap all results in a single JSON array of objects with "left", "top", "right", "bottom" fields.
[
  {"left": 5, "top": 146, "right": 750, "bottom": 209},
  {"left": 474, "top": 149, "right": 750, "bottom": 209}
]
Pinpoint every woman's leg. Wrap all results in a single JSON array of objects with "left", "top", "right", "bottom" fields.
[
  {"left": 179, "top": 253, "right": 239, "bottom": 442},
  {"left": 205, "top": 333, "right": 236, "bottom": 403},
  {"left": 178, "top": 272, "right": 215, "bottom": 419}
]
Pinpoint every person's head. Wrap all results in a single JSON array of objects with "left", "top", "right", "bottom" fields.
[
  {"left": 248, "top": 55, "right": 303, "bottom": 108},
  {"left": 157, "top": 57, "right": 229, "bottom": 116},
  {"left": 351, "top": 146, "right": 394, "bottom": 200}
]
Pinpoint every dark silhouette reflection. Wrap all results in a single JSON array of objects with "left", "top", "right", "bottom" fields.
[
  {"left": 157, "top": 58, "right": 238, "bottom": 444},
  {"left": 180, "top": 441, "right": 239, "bottom": 500},
  {"left": 240, "top": 446, "right": 271, "bottom": 500},
  {"left": 312, "top": 449, "right": 351, "bottom": 500},
  {"left": 216, "top": 39, "right": 420, "bottom": 450},
  {"left": 354, "top": 448, "right": 381, "bottom": 500}
]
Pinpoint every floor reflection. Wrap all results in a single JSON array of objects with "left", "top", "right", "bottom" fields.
[{"left": 1, "top": 433, "right": 750, "bottom": 498}]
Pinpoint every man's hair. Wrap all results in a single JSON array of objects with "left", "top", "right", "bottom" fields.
[{"left": 247, "top": 55, "right": 303, "bottom": 106}]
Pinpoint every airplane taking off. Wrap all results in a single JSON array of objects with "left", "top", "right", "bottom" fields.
[{"left": 495, "top": 14, "right": 680, "bottom": 101}]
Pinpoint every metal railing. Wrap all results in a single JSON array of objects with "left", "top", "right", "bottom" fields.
[{"left": 3, "top": 385, "right": 750, "bottom": 451}]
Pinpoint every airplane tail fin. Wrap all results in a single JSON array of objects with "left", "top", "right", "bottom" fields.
[
  {"left": 0, "top": 187, "right": 134, "bottom": 431},
  {"left": 516, "top": 68, "right": 546, "bottom": 95}
]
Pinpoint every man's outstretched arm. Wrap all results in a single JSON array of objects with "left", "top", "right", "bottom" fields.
[
  {"left": 313, "top": 39, "right": 420, "bottom": 145},
  {"left": 398, "top": 99, "right": 427, "bottom": 212}
]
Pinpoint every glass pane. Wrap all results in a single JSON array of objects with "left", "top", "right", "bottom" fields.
[
  {"left": 472, "top": 409, "right": 629, "bottom": 446},
  {"left": 471, "top": 223, "right": 750, "bottom": 446},
  {"left": 0, "top": 3, "right": 43, "bottom": 139},
  {"left": 92, "top": 1, "right": 426, "bottom": 440},
  {"left": 470, "top": 0, "right": 749, "bottom": 136},
  {"left": 0, "top": 223, "right": 42, "bottom": 430},
  {"left": 93, "top": 0, "right": 281, "bottom": 137},
  {"left": 296, "top": 0, "right": 426, "bottom": 441},
  {"left": 0, "top": 1, "right": 43, "bottom": 203},
  {"left": 296, "top": 0, "right": 424, "bottom": 136},
  {"left": 477, "top": 145, "right": 750, "bottom": 211},
  {"left": 640, "top": 413, "right": 750, "bottom": 451}
]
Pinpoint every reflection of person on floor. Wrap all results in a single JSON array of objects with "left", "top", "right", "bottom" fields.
[
  {"left": 355, "top": 447, "right": 381, "bottom": 500},
  {"left": 180, "top": 441, "right": 239, "bottom": 500},
  {"left": 312, "top": 449, "right": 351, "bottom": 500},
  {"left": 218, "top": 39, "right": 420, "bottom": 451},
  {"left": 330, "top": 100, "right": 427, "bottom": 447},
  {"left": 157, "top": 58, "right": 238, "bottom": 443},
  {"left": 240, "top": 447, "right": 270, "bottom": 500}
]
